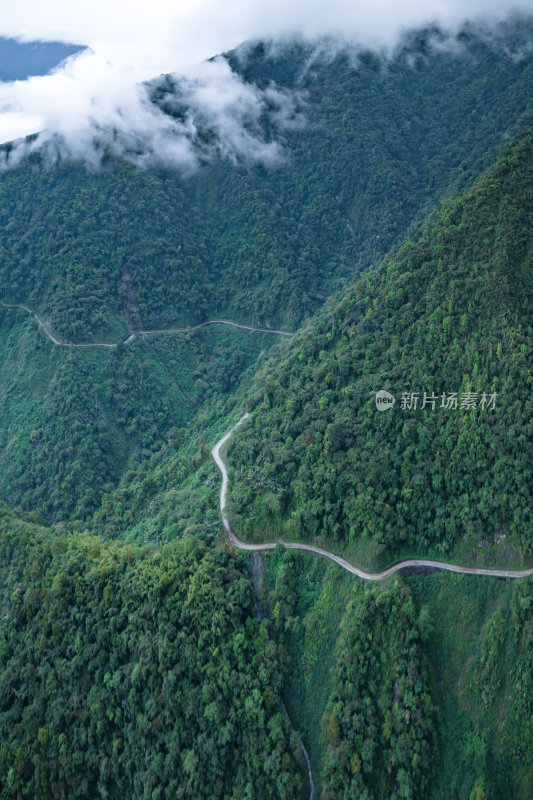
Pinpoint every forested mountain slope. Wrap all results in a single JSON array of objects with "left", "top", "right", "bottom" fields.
[
  {"left": 266, "top": 548, "right": 533, "bottom": 800},
  {"left": 227, "top": 133, "right": 533, "bottom": 559},
  {"left": 0, "top": 23, "right": 532, "bottom": 526},
  {"left": 1, "top": 26, "right": 532, "bottom": 337},
  {"left": 0, "top": 505, "right": 306, "bottom": 799},
  {"left": 3, "top": 506, "right": 533, "bottom": 799},
  {"left": 0, "top": 22, "right": 532, "bottom": 800},
  {"left": 0, "top": 314, "right": 275, "bottom": 522}
]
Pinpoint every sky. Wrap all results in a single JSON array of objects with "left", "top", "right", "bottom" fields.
[{"left": 0, "top": 0, "right": 531, "bottom": 167}]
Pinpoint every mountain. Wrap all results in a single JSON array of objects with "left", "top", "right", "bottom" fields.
[
  {"left": 226, "top": 134, "right": 533, "bottom": 560},
  {"left": 0, "top": 20, "right": 532, "bottom": 800},
  {"left": 0, "top": 506, "right": 304, "bottom": 798},
  {"left": 0, "top": 38, "right": 84, "bottom": 82},
  {"left": 0, "top": 23, "right": 532, "bottom": 525}
]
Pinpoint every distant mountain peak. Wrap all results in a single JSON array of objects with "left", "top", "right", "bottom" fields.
[{"left": 0, "top": 36, "right": 85, "bottom": 82}]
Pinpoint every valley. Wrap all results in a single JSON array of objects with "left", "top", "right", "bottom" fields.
[{"left": 0, "top": 19, "right": 531, "bottom": 799}]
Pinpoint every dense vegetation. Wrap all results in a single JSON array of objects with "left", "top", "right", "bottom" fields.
[
  {"left": 0, "top": 21, "right": 531, "bottom": 800},
  {"left": 0, "top": 25, "right": 532, "bottom": 527},
  {"left": 228, "top": 134, "right": 533, "bottom": 558},
  {"left": 2, "top": 25, "right": 532, "bottom": 338},
  {"left": 2, "top": 502, "right": 533, "bottom": 798},
  {"left": 0, "top": 508, "right": 305, "bottom": 799},
  {"left": 407, "top": 571, "right": 533, "bottom": 799},
  {"left": 0, "top": 313, "right": 276, "bottom": 522},
  {"left": 264, "top": 547, "right": 533, "bottom": 799},
  {"left": 319, "top": 581, "right": 435, "bottom": 800},
  {"left": 266, "top": 551, "right": 436, "bottom": 799},
  {"left": 1, "top": 24, "right": 532, "bottom": 527}
]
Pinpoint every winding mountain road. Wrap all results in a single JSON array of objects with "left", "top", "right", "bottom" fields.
[
  {"left": 5, "top": 300, "right": 530, "bottom": 583},
  {"left": 212, "top": 414, "right": 533, "bottom": 581},
  {"left": 1, "top": 303, "right": 119, "bottom": 347},
  {"left": 144, "top": 320, "right": 294, "bottom": 337},
  {"left": 0, "top": 303, "right": 294, "bottom": 347}
]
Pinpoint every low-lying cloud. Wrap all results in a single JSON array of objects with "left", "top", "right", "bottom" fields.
[
  {"left": 0, "top": 0, "right": 531, "bottom": 170},
  {"left": 0, "top": 53, "right": 303, "bottom": 169}
]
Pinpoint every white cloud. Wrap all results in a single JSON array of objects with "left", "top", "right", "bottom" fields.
[
  {"left": 0, "top": 110, "right": 42, "bottom": 141},
  {"left": 0, "top": 0, "right": 530, "bottom": 168},
  {"left": 0, "top": 52, "right": 303, "bottom": 168}
]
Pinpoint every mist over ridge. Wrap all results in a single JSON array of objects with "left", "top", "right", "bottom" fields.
[{"left": 0, "top": 8, "right": 531, "bottom": 171}]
